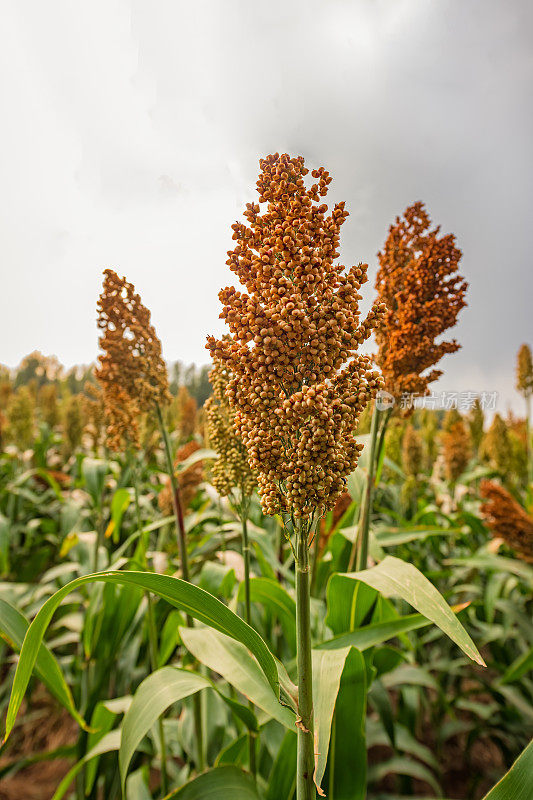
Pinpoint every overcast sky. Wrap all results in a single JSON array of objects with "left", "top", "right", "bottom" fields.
[{"left": 1, "top": 1, "right": 531, "bottom": 413}]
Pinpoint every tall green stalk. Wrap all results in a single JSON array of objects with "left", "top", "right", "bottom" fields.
[
  {"left": 132, "top": 451, "right": 168, "bottom": 797},
  {"left": 295, "top": 519, "right": 315, "bottom": 800},
  {"left": 348, "top": 403, "right": 392, "bottom": 572},
  {"left": 155, "top": 403, "right": 205, "bottom": 772},
  {"left": 240, "top": 498, "right": 257, "bottom": 777}
]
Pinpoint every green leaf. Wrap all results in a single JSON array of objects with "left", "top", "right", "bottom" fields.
[
  {"left": 0, "top": 514, "right": 10, "bottom": 576},
  {"left": 447, "top": 555, "right": 533, "bottom": 584},
  {"left": 85, "top": 698, "right": 130, "bottom": 793},
  {"left": 313, "top": 647, "right": 360, "bottom": 793},
  {"left": 120, "top": 667, "right": 208, "bottom": 792},
  {"left": 317, "top": 612, "right": 434, "bottom": 651},
  {"left": 165, "top": 765, "right": 261, "bottom": 799},
  {"left": 180, "top": 626, "right": 294, "bottom": 728},
  {"left": 368, "top": 756, "right": 441, "bottom": 795},
  {"left": 500, "top": 647, "right": 533, "bottom": 685},
  {"left": 0, "top": 598, "right": 85, "bottom": 732},
  {"left": 176, "top": 447, "right": 218, "bottom": 472},
  {"left": 106, "top": 488, "right": 132, "bottom": 543},
  {"left": 4, "top": 570, "right": 278, "bottom": 742},
  {"left": 81, "top": 458, "right": 108, "bottom": 506},
  {"left": 266, "top": 730, "right": 297, "bottom": 800},
  {"left": 238, "top": 577, "right": 296, "bottom": 653},
  {"left": 382, "top": 663, "right": 439, "bottom": 691},
  {"left": 325, "top": 576, "right": 378, "bottom": 635},
  {"left": 327, "top": 647, "right": 367, "bottom": 799},
  {"left": 338, "top": 556, "right": 485, "bottom": 666},
  {"left": 482, "top": 739, "right": 533, "bottom": 799},
  {"left": 51, "top": 730, "right": 121, "bottom": 800},
  {"left": 374, "top": 526, "right": 459, "bottom": 547}
]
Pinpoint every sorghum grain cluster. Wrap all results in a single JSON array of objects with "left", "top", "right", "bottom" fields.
[
  {"left": 96, "top": 269, "right": 170, "bottom": 450},
  {"left": 207, "top": 153, "right": 385, "bottom": 518},
  {"left": 204, "top": 358, "right": 255, "bottom": 498},
  {"left": 480, "top": 480, "right": 533, "bottom": 562},
  {"left": 375, "top": 202, "right": 467, "bottom": 406}
]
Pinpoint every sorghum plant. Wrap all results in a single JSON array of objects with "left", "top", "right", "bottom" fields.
[
  {"left": 442, "top": 419, "right": 472, "bottom": 492},
  {"left": 96, "top": 268, "right": 204, "bottom": 777},
  {"left": 483, "top": 413, "right": 511, "bottom": 479},
  {"left": 207, "top": 152, "right": 384, "bottom": 799},
  {"left": 516, "top": 343, "right": 532, "bottom": 478},
  {"left": 480, "top": 479, "right": 533, "bottom": 562},
  {"left": 351, "top": 203, "right": 468, "bottom": 567},
  {"left": 401, "top": 424, "right": 425, "bottom": 516}
]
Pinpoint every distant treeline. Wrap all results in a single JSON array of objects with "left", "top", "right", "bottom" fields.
[{"left": 1, "top": 352, "right": 212, "bottom": 407}]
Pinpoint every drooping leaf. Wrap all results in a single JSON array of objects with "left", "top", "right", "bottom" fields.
[
  {"left": 4, "top": 570, "right": 279, "bottom": 742},
  {"left": 180, "top": 626, "right": 294, "bottom": 728},
  {"left": 374, "top": 526, "right": 460, "bottom": 547},
  {"left": 51, "top": 730, "right": 121, "bottom": 800},
  {"left": 368, "top": 756, "right": 441, "bottom": 795},
  {"left": 317, "top": 611, "right": 434, "bottom": 651},
  {"left": 481, "top": 738, "right": 533, "bottom": 799},
  {"left": 120, "top": 667, "right": 208, "bottom": 792},
  {"left": 0, "top": 598, "right": 85, "bottom": 732},
  {"left": 164, "top": 765, "right": 261, "bottom": 799},
  {"left": 337, "top": 556, "right": 485, "bottom": 665}
]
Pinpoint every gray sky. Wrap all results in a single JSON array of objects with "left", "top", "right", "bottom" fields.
[{"left": 1, "top": 1, "right": 531, "bottom": 413}]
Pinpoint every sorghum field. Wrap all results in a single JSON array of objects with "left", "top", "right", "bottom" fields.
[{"left": 0, "top": 153, "right": 531, "bottom": 800}]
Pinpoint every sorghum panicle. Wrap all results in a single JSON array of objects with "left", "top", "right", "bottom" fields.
[
  {"left": 516, "top": 344, "right": 533, "bottom": 398},
  {"left": 480, "top": 480, "right": 533, "bottom": 563},
  {"left": 96, "top": 269, "right": 171, "bottom": 450},
  {"left": 207, "top": 153, "right": 385, "bottom": 518},
  {"left": 482, "top": 413, "right": 511, "bottom": 476},
  {"left": 205, "top": 358, "right": 255, "bottom": 498},
  {"left": 375, "top": 202, "right": 467, "bottom": 406},
  {"left": 441, "top": 419, "right": 472, "bottom": 484},
  {"left": 402, "top": 424, "right": 424, "bottom": 477}
]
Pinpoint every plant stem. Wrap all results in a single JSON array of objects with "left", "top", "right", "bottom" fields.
[
  {"left": 155, "top": 403, "right": 190, "bottom": 583},
  {"left": 155, "top": 402, "right": 205, "bottom": 773},
  {"left": 310, "top": 521, "right": 320, "bottom": 596},
  {"left": 296, "top": 519, "right": 315, "bottom": 800},
  {"left": 147, "top": 597, "right": 169, "bottom": 796},
  {"left": 348, "top": 402, "right": 387, "bottom": 572},
  {"left": 132, "top": 449, "right": 168, "bottom": 797},
  {"left": 240, "top": 502, "right": 257, "bottom": 778}
]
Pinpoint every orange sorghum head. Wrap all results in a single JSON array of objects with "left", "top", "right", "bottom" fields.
[
  {"left": 96, "top": 269, "right": 170, "bottom": 450},
  {"left": 205, "top": 358, "right": 256, "bottom": 498},
  {"left": 480, "top": 479, "right": 533, "bottom": 563},
  {"left": 207, "top": 153, "right": 385, "bottom": 519},
  {"left": 375, "top": 202, "right": 467, "bottom": 408}
]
